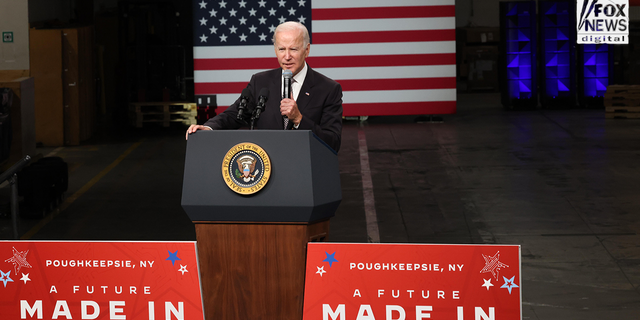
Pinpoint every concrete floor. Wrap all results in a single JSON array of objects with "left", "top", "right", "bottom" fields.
[{"left": 1, "top": 92, "right": 640, "bottom": 319}]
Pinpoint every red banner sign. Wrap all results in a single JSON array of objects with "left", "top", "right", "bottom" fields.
[
  {"left": 0, "top": 241, "right": 204, "bottom": 320},
  {"left": 303, "top": 243, "right": 521, "bottom": 320}
]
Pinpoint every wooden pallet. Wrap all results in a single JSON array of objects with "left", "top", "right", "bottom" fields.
[
  {"left": 605, "top": 85, "right": 640, "bottom": 119},
  {"left": 605, "top": 112, "right": 640, "bottom": 119},
  {"left": 129, "top": 102, "right": 197, "bottom": 127},
  {"left": 604, "top": 85, "right": 640, "bottom": 107}
]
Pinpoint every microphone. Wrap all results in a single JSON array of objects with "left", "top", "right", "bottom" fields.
[
  {"left": 282, "top": 69, "right": 292, "bottom": 100},
  {"left": 255, "top": 87, "right": 269, "bottom": 120},
  {"left": 237, "top": 88, "right": 252, "bottom": 120},
  {"left": 282, "top": 69, "right": 292, "bottom": 122}
]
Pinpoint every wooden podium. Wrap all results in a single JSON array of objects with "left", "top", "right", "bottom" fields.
[{"left": 181, "top": 130, "right": 341, "bottom": 320}]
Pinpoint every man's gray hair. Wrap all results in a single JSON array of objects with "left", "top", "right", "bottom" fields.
[{"left": 272, "top": 21, "right": 310, "bottom": 47}]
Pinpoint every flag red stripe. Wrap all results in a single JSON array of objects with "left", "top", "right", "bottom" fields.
[
  {"left": 312, "top": 6, "right": 455, "bottom": 20},
  {"left": 312, "top": 29, "right": 455, "bottom": 44},
  {"left": 342, "top": 101, "right": 457, "bottom": 116},
  {"left": 307, "top": 53, "right": 455, "bottom": 68},
  {"left": 213, "top": 101, "right": 456, "bottom": 117},
  {"left": 194, "top": 77, "right": 456, "bottom": 94},
  {"left": 338, "top": 78, "right": 456, "bottom": 91},
  {"left": 194, "top": 53, "right": 455, "bottom": 71},
  {"left": 194, "top": 58, "right": 278, "bottom": 71}
]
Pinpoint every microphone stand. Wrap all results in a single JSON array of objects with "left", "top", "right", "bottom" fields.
[{"left": 250, "top": 112, "right": 257, "bottom": 130}]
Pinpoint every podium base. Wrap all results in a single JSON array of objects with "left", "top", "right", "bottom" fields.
[{"left": 194, "top": 219, "right": 329, "bottom": 320}]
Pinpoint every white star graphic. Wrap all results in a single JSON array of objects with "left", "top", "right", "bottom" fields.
[
  {"left": 278, "top": 0, "right": 287, "bottom": 7},
  {"left": 268, "top": 8, "right": 277, "bottom": 16},
  {"left": 199, "top": 1, "right": 207, "bottom": 9},
  {"left": 21, "top": 273, "right": 31, "bottom": 284},
  {"left": 199, "top": 17, "right": 208, "bottom": 26},
  {"left": 316, "top": 266, "right": 326, "bottom": 277},
  {"left": 209, "top": 8, "right": 217, "bottom": 17},
  {"left": 297, "top": 15, "right": 306, "bottom": 24},
  {"left": 298, "top": 0, "right": 306, "bottom": 6},
  {"left": 239, "top": 16, "right": 247, "bottom": 25},
  {"left": 5, "top": 247, "right": 32, "bottom": 276},
  {"left": 179, "top": 265, "right": 188, "bottom": 275},
  {"left": 269, "top": 24, "right": 277, "bottom": 33},
  {"left": 248, "top": 8, "right": 257, "bottom": 16},
  {"left": 219, "top": 17, "right": 227, "bottom": 25},
  {"left": 210, "top": 25, "right": 218, "bottom": 34},
  {"left": 288, "top": 7, "right": 296, "bottom": 15},
  {"left": 219, "top": 34, "right": 228, "bottom": 42},
  {"left": 258, "top": 0, "right": 267, "bottom": 8},
  {"left": 239, "top": 33, "right": 248, "bottom": 42},
  {"left": 480, "top": 251, "right": 509, "bottom": 281},
  {"left": 258, "top": 16, "right": 267, "bottom": 24},
  {"left": 200, "top": 34, "right": 208, "bottom": 42},
  {"left": 229, "top": 8, "right": 237, "bottom": 17},
  {"left": 482, "top": 278, "right": 493, "bottom": 291},
  {"left": 238, "top": 0, "right": 247, "bottom": 8},
  {"left": 218, "top": 0, "right": 227, "bottom": 8},
  {"left": 229, "top": 25, "right": 238, "bottom": 34},
  {"left": 278, "top": 15, "right": 287, "bottom": 23},
  {"left": 259, "top": 33, "right": 267, "bottom": 41},
  {"left": 249, "top": 25, "right": 257, "bottom": 33}
]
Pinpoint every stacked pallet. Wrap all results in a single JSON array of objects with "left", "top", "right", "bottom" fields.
[
  {"left": 129, "top": 102, "right": 197, "bottom": 127},
  {"left": 604, "top": 85, "right": 640, "bottom": 119}
]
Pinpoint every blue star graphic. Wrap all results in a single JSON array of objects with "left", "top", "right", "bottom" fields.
[
  {"left": 0, "top": 270, "right": 14, "bottom": 287},
  {"left": 323, "top": 251, "right": 339, "bottom": 268},
  {"left": 166, "top": 251, "right": 181, "bottom": 266},
  {"left": 500, "top": 276, "right": 519, "bottom": 294}
]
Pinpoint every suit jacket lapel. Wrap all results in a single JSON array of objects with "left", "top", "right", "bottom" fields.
[
  {"left": 296, "top": 68, "right": 314, "bottom": 113},
  {"left": 267, "top": 69, "right": 284, "bottom": 128}
]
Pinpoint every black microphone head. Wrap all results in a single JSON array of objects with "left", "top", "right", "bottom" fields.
[
  {"left": 259, "top": 87, "right": 269, "bottom": 99},
  {"left": 241, "top": 87, "right": 252, "bottom": 98}
]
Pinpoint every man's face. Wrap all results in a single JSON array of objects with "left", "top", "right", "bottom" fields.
[{"left": 274, "top": 29, "right": 310, "bottom": 76}]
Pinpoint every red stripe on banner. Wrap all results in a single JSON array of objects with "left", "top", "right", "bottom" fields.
[
  {"left": 195, "top": 82, "right": 246, "bottom": 94},
  {"left": 213, "top": 102, "right": 457, "bottom": 117},
  {"left": 195, "top": 58, "right": 279, "bottom": 71},
  {"left": 343, "top": 101, "right": 457, "bottom": 116},
  {"left": 194, "top": 53, "right": 455, "bottom": 71},
  {"left": 312, "top": 6, "right": 455, "bottom": 20},
  {"left": 313, "top": 29, "right": 455, "bottom": 44},
  {"left": 194, "top": 76, "right": 456, "bottom": 95},
  {"left": 338, "top": 78, "right": 456, "bottom": 91},
  {"left": 307, "top": 53, "right": 456, "bottom": 68}
]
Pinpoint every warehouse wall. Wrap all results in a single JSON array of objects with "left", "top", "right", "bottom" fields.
[{"left": 0, "top": 0, "right": 29, "bottom": 71}]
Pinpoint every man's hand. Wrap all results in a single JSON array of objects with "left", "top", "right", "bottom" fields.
[
  {"left": 280, "top": 98, "right": 303, "bottom": 125},
  {"left": 185, "top": 125, "right": 212, "bottom": 140}
]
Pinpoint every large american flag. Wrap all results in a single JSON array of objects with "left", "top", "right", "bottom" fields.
[{"left": 193, "top": 0, "right": 456, "bottom": 116}]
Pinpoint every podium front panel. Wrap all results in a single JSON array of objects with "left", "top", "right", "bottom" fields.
[{"left": 181, "top": 130, "right": 341, "bottom": 223}]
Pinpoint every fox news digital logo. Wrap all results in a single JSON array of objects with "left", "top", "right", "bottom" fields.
[{"left": 577, "top": 0, "right": 629, "bottom": 44}]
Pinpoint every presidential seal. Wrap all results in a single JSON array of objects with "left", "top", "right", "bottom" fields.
[{"left": 221, "top": 142, "right": 271, "bottom": 195}]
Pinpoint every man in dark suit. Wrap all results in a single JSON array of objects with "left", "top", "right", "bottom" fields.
[{"left": 186, "top": 21, "right": 343, "bottom": 152}]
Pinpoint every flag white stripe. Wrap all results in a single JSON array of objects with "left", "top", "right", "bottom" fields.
[
  {"left": 195, "top": 65, "right": 455, "bottom": 83},
  {"left": 313, "top": 17, "right": 455, "bottom": 32},
  {"left": 312, "top": 0, "right": 454, "bottom": 8},
  {"left": 215, "top": 89, "right": 456, "bottom": 106},
  {"left": 194, "top": 41, "right": 455, "bottom": 59}
]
